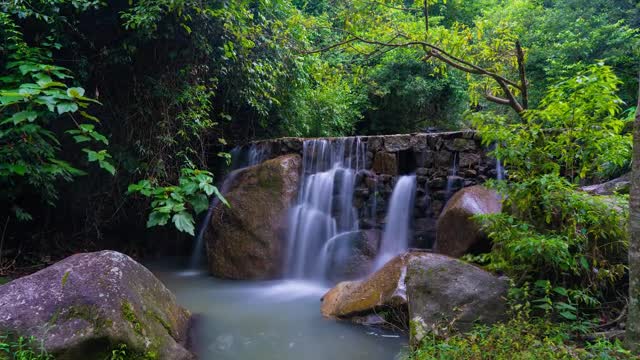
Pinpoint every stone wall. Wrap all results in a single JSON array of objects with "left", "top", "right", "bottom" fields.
[{"left": 236, "top": 131, "right": 498, "bottom": 248}]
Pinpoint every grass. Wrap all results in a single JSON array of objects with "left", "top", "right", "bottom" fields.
[
  {"left": 407, "top": 318, "right": 634, "bottom": 360},
  {"left": 0, "top": 335, "right": 52, "bottom": 360}
]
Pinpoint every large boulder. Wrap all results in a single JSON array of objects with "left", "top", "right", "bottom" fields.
[
  {"left": 321, "top": 253, "right": 419, "bottom": 326},
  {"left": 581, "top": 173, "right": 630, "bottom": 195},
  {"left": 407, "top": 254, "right": 508, "bottom": 346},
  {"left": 206, "top": 154, "right": 301, "bottom": 279},
  {"left": 434, "top": 185, "right": 501, "bottom": 257},
  {"left": 0, "top": 251, "right": 193, "bottom": 360}
]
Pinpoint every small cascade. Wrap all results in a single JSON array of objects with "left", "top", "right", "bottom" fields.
[
  {"left": 496, "top": 158, "right": 504, "bottom": 181},
  {"left": 189, "top": 143, "right": 269, "bottom": 269},
  {"left": 285, "top": 137, "right": 365, "bottom": 280},
  {"left": 374, "top": 175, "right": 417, "bottom": 269},
  {"left": 445, "top": 152, "right": 459, "bottom": 200}
]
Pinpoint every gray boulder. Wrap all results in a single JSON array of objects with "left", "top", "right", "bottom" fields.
[
  {"left": 407, "top": 254, "right": 508, "bottom": 347},
  {"left": 0, "top": 251, "right": 193, "bottom": 360},
  {"left": 581, "top": 173, "right": 630, "bottom": 195}
]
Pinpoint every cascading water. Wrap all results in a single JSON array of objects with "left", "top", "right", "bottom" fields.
[
  {"left": 189, "top": 143, "right": 269, "bottom": 269},
  {"left": 374, "top": 175, "right": 417, "bottom": 270},
  {"left": 445, "top": 152, "right": 459, "bottom": 199},
  {"left": 496, "top": 159, "right": 504, "bottom": 181},
  {"left": 285, "top": 137, "right": 365, "bottom": 280}
]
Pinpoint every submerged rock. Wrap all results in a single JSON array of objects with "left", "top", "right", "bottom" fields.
[
  {"left": 0, "top": 251, "right": 193, "bottom": 360},
  {"left": 407, "top": 254, "right": 508, "bottom": 347},
  {"left": 206, "top": 154, "right": 301, "bottom": 279},
  {"left": 434, "top": 185, "right": 501, "bottom": 257},
  {"left": 326, "top": 230, "right": 381, "bottom": 281}
]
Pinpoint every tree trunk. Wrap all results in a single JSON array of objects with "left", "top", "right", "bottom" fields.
[{"left": 627, "top": 76, "right": 640, "bottom": 353}]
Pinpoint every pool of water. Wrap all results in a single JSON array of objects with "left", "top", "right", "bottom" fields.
[{"left": 149, "top": 263, "right": 407, "bottom": 360}]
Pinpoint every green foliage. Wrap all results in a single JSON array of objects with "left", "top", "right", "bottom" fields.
[
  {"left": 280, "top": 59, "right": 365, "bottom": 137},
  {"left": 408, "top": 318, "right": 632, "bottom": 360},
  {"left": 469, "top": 65, "right": 630, "bottom": 321},
  {"left": 128, "top": 168, "right": 228, "bottom": 235},
  {"left": 473, "top": 64, "right": 632, "bottom": 183},
  {"left": 0, "top": 334, "right": 52, "bottom": 360},
  {"left": 0, "top": 11, "right": 113, "bottom": 220},
  {"left": 361, "top": 49, "right": 468, "bottom": 134}
]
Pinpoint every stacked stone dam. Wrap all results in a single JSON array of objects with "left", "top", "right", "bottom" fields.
[{"left": 234, "top": 131, "right": 498, "bottom": 249}]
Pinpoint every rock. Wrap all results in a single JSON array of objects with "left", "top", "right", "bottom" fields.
[
  {"left": 407, "top": 254, "right": 508, "bottom": 346},
  {"left": 434, "top": 185, "right": 501, "bottom": 257},
  {"left": 384, "top": 135, "right": 413, "bottom": 152},
  {"left": 412, "top": 134, "right": 429, "bottom": 152},
  {"left": 445, "top": 138, "right": 477, "bottom": 152},
  {"left": 282, "top": 137, "right": 303, "bottom": 152},
  {"left": 326, "top": 230, "right": 381, "bottom": 281},
  {"left": 372, "top": 152, "right": 398, "bottom": 175},
  {"left": 321, "top": 253, "right": 418, "bottom": 326},
  {"left": 0, "top": 251, "right": 193, "bottom": 360},
  {"left": 207, "top": 154, "right": 301, "bottom": 279},
  {"left": 581, "top": 173, "right": 630, "bottom": 195},
  {"left": 435, "top": 150, "right": 452, "bottom": 167},
  {"left": 367, "top": 136, "right": 384, "bottom": 152},
  {"left": 459, "top": 153, "right": 480, "bottom": 168}
]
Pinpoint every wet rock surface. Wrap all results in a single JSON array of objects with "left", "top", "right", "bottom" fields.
[
  {"left": 206, "top": 154, "right": 301, "bottom": 279},
  {"left": 0, "top": 251, "right": 193, "bottom": 360}
]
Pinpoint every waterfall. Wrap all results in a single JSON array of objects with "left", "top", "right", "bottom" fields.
[
  {"left": 285, "top": 137, "right": 365, "bottom": 280},
  {"left": 374, "top": 175, "right": 417, "bottom": 270},
  {"left": 189, "top": 143, "right": 269, "bottom": 269},
  {"left": 496, "top": 158, "right": 504, "bottom": 181},
  {"left": 445, "top": 152, "right": 459, "bottom": 200}
]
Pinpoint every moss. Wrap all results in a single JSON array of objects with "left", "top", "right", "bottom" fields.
[
  {"left": 62, "top": 304, "right": 112, "bottom": 330},
  {"left": 121, "top": 301, "right": 143, "bottom": 336},
  {"left": 61, "top": 271, "right": 70, "bottom": 288},
  {"left": 144, "top": 310, "right": 172, "bottom": 335},
  {"left": 0, "top": 277, "right": 10, "bottom": 285}
]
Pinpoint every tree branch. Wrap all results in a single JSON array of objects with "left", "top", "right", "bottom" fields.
[{"left": 515, "top": 40, "right": 529, "bottom": 110}]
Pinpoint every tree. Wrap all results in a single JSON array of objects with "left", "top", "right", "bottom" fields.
[
  {"left": 306, "top": 0, "right": 530, "bottom": 115},
  {"left": 628, "top": 75, "right": 640, "bottom": 353}
]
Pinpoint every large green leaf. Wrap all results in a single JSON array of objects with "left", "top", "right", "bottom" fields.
[
  {"left": 172, "top": 211, "right": 195, "bottom": 235},
  {"left": 56, "top": 102, "right": 78, "bottom": 114},
  {"left": 147, "top": 211, "right": 170, "bottom": 227}
]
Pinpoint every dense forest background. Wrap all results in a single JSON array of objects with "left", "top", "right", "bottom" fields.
[{"left": 1, "top": 0, "right": 639, "bottom": 267}]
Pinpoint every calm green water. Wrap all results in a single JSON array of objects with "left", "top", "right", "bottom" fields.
[{"left": 150, "top": 263, "right": 407, "bottom": 360}]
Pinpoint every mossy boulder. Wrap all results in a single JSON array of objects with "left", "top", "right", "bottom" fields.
[
  {"left": 206, "top": 154, "right": 301, "bottom": 279},
  {"left": 407, "top": 254, "right": 508, "bottom": 347},
  {"left": 320, "top": 252, "right": 421, "bottom": 326},
  {"left": 434, "top": 185, "right": 501, "bottom": 257},
  {"left": 0, "top": 251, "right": 193, "bottom": 360}
]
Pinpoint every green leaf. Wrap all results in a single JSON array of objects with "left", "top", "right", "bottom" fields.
[
  {"left": 147, "top": 211, "right": 170, "bottom": 227},
  {"left": 9, "top": 110, "right": 38, "bottom": 125},
  {"left": 67, "top": 87, "right": 86, "bottom": 98},
  {"left": 190, "top": 193, "right": 210, "bottom": 215},
  {"left": 172, "top": 211, "right": 195, "bottom": 235},
  {"left": 212, "top": 186, "right": 229, "bottom": 207},
  {"left": 559, "top": 311, "right": 577, "bottom": 320},
  {"left": 99, "top": 160, "right": 116, "bottom": 175},
  {"left": 56, "top": 102, "right": 79, "bottom": 114},
  {"left": 72, "top": 135, "right": 92, "bottom": 143}
]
